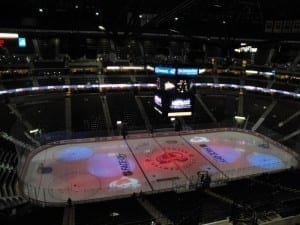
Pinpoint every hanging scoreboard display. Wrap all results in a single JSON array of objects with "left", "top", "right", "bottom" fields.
[{"left": 153, "top": 66, "right": 196, "bottom": 117}]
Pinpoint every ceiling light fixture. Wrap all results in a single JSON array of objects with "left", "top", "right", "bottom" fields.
[
  {"left": 98, "top": 25, "right": 106, "bottom": 31},
  {"left": 212, "top": 0, "right": 222, "bottom": 8},
  {"left": 0, "top": 33, "right": 19, "bottom": 39}
]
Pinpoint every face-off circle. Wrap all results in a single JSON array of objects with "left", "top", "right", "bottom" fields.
[
  {"left": 144, "top": 147, "right": 196, "bottom": 170},
  {"left": 247, "top": 152, "right": 283, "bottom": 169},
  {"left": 48, "top": 173, "right": 101, "bottom": 201},
  {"left": 54, "top": 146, "right": 94, "bottom": 161}
]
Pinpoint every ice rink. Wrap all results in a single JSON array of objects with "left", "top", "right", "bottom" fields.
[{"left": 21, "top": 129, "right": 299, "bottom": 204}]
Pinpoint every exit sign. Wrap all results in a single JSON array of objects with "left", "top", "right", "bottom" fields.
[{"left": 0, "top": 39, "right": 4, "bottom": 47}]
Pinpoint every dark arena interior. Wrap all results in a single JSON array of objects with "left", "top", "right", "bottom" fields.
[{"left": 0, "top": 0, "right": 300, "bottom": 225}]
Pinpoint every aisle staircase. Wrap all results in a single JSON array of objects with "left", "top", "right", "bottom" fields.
[
  {"left": 137, "top": 196, "right": 174, "bottom": 225},
  {"left": 62, "top": 204, "right": 75, "bottom": 225}
]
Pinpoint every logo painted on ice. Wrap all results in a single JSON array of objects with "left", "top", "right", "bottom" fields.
[
  {"left": 116, "top": 153, "right": 133, "bottom": 176},
  {"left": 145, "top": 147, "right": 195, "bottom": 170},
  {"left": 200, "top": 144, "right": 227, "bottom": 163}
]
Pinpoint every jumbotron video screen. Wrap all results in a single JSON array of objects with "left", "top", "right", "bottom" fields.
[{"left": 153, "top": 68, "right": 195, "bottom": 117}]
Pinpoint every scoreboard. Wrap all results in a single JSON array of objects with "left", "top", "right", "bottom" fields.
[{"left": 153, "top": 66, "right": 196, "bottom": 117}]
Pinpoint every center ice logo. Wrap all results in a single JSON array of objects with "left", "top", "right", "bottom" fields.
[
  {"left": 156, "top": 151, "right": 188, "bottom": 164},
  {"left": 145, "top": 147, "right": 195, "bottom": 170}
]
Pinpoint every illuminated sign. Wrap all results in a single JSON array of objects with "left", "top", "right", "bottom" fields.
[
  {"left": 154, "top": 95, "right": 162, "bottom": 107},
  {"left": 170, "top": 98, "right": 191, "bottom": 109},
  {"left": 177, "top": 68, "right": 198, "bottom": 76},
  {"left": 0, "top": 33, "right": 19, "bottom": 39},
  {"left": 167, "top": 111, "right": 192, "bottom": 117},
  {"left": 106, "top": 66, "right": 145, "bottom": 71},
  {"left": 245, "top": 70, "right": 258, "bottom": 75},
  {"left": 154, "top": 66, "right": 176, "bottom": 75},
  {"left": 260, "top": 70, "right": 276, "bottom": 76},
  {"left": 164, "top": 81, "right": 175, "bottom": 91},
  {"left": 18, "top": 37, "right": 26, "bottom": 48},
  {"left": 198, "top": 68, "right": 206, "bottom": 74},
  {"left": 234, "top": 46, "right": 258, "bottom": 53},
  {"left": 0, "top": 39, "right": 4, "bottom": 47}
]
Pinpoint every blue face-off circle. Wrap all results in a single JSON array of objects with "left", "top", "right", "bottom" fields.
[
  {"left": 247, "top": 152, "right": 283, "bottom": 169},
  {"left": 56, "top": 146, "right": 94, "bottom": 161}
]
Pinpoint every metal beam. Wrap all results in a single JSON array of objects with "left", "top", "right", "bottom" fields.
[
  {"left": 237, "top": 89, "right": 244, "bottom": 116},
  {"left": 97, "top": 74, "right": 104, "bottom": 84},
  {"left": 135, "top": 96, "right": 152, "bottom": 131},
  {"left": 54, "top": 38, "right": 60, "bottom": 59},
  {"left": 251, "top": 100, "right": 277, "bottom": 131},
  {"left": 151, "top": 0, "right": 196, "bottom": 26},
  {"left": 279, "top": 129, "right": 300, "bottom": 142},
  {"left": 290, "top": 53, "right": 300, "bottom": 71},
  {"left": 266, "top": 79, "right": 275, "bottom": 89},
  {"left": 265, "top": 48, "right": 275, "bottom": 65},
  {"left": 0, "top": 131, "right": 34, "bottom": 151},
  {"left": 32, "top": 77, "right": 39, "bottom": 87},
  {"left": 278, "top": 110, "right": 300, "bottom": 127},
  {"left": 177, "top": 117, "right": 187, "bottom": 131},
  {"left": 7, "top": 103, "right": 33, "bottom": 131},
  {"left": 195, "top": 94, "right": 217, "bottom": 123},
  {"left": 100, "top": 95, "right": 113, "bottom": 136},
  {"left": 32, "top": 39, "right": 40, "bottom": 56},
  {"left": 24, "top": 132, "right": 40, "bottom": 147},
  {"left": 65, "top": 96, "right": 72, "bottom": 133}
]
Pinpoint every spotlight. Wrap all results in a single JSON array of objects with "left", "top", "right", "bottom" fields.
[{"left": 98, "top": 25, "right": 106, "bottom": 31}]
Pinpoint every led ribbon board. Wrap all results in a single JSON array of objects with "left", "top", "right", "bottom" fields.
[
  {"left": 169, "top": 98, "right": 191, "bottom": 109},
  {"left": 154, "top": 66, "right": 176, "bottom": 76},
  {"left": 177, "top": 68, "right": 198, "bottom": 76}
]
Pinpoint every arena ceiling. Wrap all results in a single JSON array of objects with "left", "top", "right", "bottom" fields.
[{"left": 0, "top": 0, "right": 299, "bottom": 39}]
